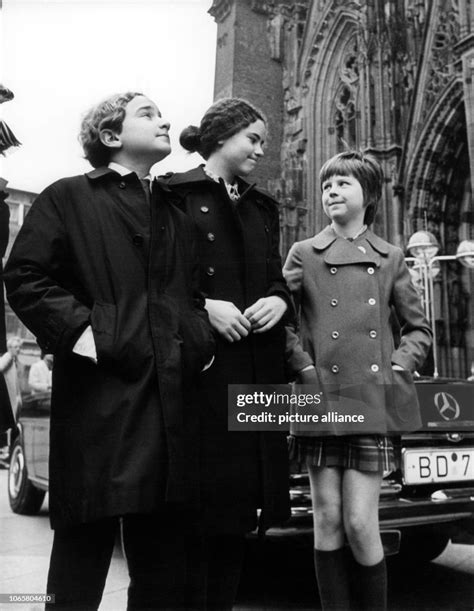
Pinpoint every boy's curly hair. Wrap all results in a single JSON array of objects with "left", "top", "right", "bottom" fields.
[
  {"left": 319, "top": 150, "right": 384, "bottom": 225},
  {"left": 179, "top": 98, "right": 266, "bottom": 160},
  {"left": 79, "top": 92, "right": 143, "bottom": 168}
]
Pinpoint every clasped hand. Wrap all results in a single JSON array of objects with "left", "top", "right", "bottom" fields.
[{"left": 205, "top": 296, "right": 287, "bottom": 342}]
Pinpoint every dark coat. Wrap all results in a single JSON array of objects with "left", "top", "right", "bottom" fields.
[
  {"left": 3, "top": 168, "right": 215, "bottom": 528},
  {"left": 284, "top": 225, "right": 432, "bottom": 435},
  {"left": 163, "top": 166, "right": 291, "bottom": 534}
]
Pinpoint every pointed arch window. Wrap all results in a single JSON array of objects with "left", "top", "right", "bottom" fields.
[
  {"left": 332, "top": 36, "right": 360, "bottom": 150},
  {"left": 334, "top": 85, "right": 357, "bottom": 151}
]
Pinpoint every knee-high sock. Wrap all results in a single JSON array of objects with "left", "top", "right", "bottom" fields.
[
  {"left": 313, "top": 547, "right": 351, "bottom": 611},
  {"left": 350, "top": 557, "right": 387, "bottom": 611}
]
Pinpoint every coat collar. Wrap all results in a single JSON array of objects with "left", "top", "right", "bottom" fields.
[
  {"left": 165, "top": 164, "right": 255, "bottom": 193},
  {"left": 164, "top": 165, "right": 213, "bottom": 186},
  {"left": 85, "top": 166, "right": 148, "bottom": 181},
  {"left": 311, "top": 225, "right": 389, "bottom": 266},
  {"left": 163, "top": 165, "right": 276, "bottom": 204},
  {"left": 85, "top": 166, "right": 173, "bottom": 197},
  {"left": 86, "top": 166, "right": 119, "bottom": 180}
]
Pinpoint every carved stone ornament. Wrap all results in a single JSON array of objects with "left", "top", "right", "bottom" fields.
[
  {"left": 251, "top": 0, "right": 276, "bottom": 15},
  {"left": 208, "top": 0, "right": 234, "bottom": 23},
  {"left": 267, "top": 12, "right": 285, "bottom": 60},
  {"left": 422, "top": 1, "right": 460, "bottom": 119},
  {"left": 339, "top": 35, "right": 359, "bottom": 83},
  {"left": 251, "top": 0, "right": 309, "bottom": 17}
]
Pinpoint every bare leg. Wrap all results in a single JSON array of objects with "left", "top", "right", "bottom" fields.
[
  {"left": 342, "top": 469, "right": 387, "bottom": 611},
  {"left": 308, "top": 465, "right": 344, "bottom": 550},
  {"left": 308, "top": 466, "right": 351, "bottom": 610}
]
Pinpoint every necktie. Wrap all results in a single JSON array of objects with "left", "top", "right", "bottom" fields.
[{"left": 139, "top": 178, "right": 151, "bottom": 205}]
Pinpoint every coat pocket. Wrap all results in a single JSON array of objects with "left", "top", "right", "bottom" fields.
[
  {"left": 389, "top": 368, "right": 421, "bottom": 431},
  {"left": 90, "top": 301, "right": 117, "bottom": 364},
  {"left": 179, "top": 310, "right": 215, "bottom": 379},
  {"left": 91, "top": 302, "right": 115, "bottom": 334}
]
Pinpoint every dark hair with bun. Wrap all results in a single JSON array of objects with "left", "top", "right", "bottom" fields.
[
  {"left": 179, "top": 125, "right": 202, "bottom": 154},
  {"left": 180, "top": 98, "right": 266, "bottom": 160}
]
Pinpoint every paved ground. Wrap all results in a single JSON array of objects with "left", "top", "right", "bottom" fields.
[
  {"left": 0, "top": 469, "right": 126, "bottom": 611},
  {"left": 1, "top": 468, "right": 473, "bottom": 610}
]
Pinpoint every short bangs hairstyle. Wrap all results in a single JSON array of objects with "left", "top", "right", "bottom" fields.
[
  {"left": 79, "top": 91, "right": 144, "bottom": 168},
  {"left": 319, "top": 150, "right": 384, "bottom": 225}
]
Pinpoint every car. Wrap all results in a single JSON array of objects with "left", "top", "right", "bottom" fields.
[
  {"left": 270, "top": 377, "right": 474, "bottom": 563},
  {"left": 8, "top": 378, "right": 474, "bottom": 564},
  {"left": 8, "top": 391, "right": 49, "bottom": 514}
]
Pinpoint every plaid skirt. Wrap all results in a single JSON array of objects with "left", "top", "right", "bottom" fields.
[{"left": 288, "top": 434, "right": 396, "bottom": 474}]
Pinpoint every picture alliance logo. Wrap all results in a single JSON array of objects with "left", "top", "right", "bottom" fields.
[{"left": 434, "top": 392, "right": 461, "bottom": 421}]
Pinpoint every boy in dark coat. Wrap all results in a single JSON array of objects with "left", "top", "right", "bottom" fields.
[{"left": 4, "top": 92, "right": 215, "bottom": 610}]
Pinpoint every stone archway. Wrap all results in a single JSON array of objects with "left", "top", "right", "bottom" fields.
[
  {"left": 405, "top": 86, "right": 472, "bottom": 377},
  {"left": 304, "top": 12, "right": 360, "bottom": 235}
]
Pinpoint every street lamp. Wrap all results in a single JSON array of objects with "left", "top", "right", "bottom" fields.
[
  {"left": 406, "top": 232, "right": 474, "bottom": 378},
  {"left": 407, "top": 230, "right": 440, "bottom": 260},
  {"left": 456, "top": 239, "right": 474, "bottom": 269}
]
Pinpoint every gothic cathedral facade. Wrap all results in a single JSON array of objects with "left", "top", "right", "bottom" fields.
[{"left": 209, "top": 0, "right": 473, "bottom": 377}]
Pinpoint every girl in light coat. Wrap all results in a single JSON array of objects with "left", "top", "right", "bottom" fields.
[{"left": 284, "top": 150, "right": 432, "bottom": 611}]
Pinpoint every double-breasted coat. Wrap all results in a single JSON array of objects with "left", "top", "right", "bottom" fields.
[
  {"left": 4, "top": 168, "right": 215, "bottom": 528},
  {"left": 284, "top": 225, "right": 432, "bottom": 435},
  {"left": 163, "top": 166, "right": 291, "bottom": 534}
]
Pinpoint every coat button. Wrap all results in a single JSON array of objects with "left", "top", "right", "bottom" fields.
[
  {"left": 331, "top": 299, "right": 338, "bottom": 307},
  {"left": 368, "top": 298, "right": 376, "bottom": 305},
  {"left": 133, "top": 234, "right": 144, "bottom": 246},
  {"left": 367, "top": 267, "right": 375, "bottom": 275},
  {"left": 206, "top": 266, "right": 215, "bottom": 276},
  {"left": 369, "top": 330, "right": 377, "bottom": 338},
  {"left": 331, "top": 364, "right": 340, "bottom": 373},
  {"left": 119, "top": 181, "right": 126, "bottom": 189},
  {"left": 371, "top": 364, "right": 379, "bottom": 372},
  {"left": 330, "top": 267, "right": 337, "bottom": 274},
  {"left": 331, "top": 331, "right": 340, "bottom": 339},
  {"left": 207, "top": 232, "right": 215, "bottom": 242},
  {"left": 200, "top": 206, "right": 209, "bottom": 213}
]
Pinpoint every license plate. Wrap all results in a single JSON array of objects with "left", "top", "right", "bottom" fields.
[{"left": 403, "top": 448, "right": 474, "bottom": 485}]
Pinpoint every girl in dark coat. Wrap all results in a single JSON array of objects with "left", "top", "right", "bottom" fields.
[
  {"left": 163, "top": 98, "right": 291, "bottom": 609},
  {"left": 284, "top": 151, "right": 432, "bottom": 611}
]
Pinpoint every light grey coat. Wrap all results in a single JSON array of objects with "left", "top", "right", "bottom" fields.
[{"left": 284, "top": 225, "right": 432, "bottom": 435}]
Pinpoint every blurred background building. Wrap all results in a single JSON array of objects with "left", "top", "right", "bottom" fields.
[
  {"left": 2, "top": 187, "right": 39, "bottom": 365},
  {"left": 209, "top": 0, "right": 473, "bottom": 378}
]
